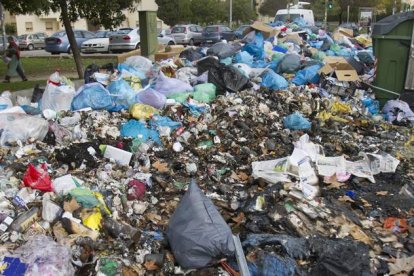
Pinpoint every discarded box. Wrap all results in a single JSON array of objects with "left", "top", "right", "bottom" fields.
[
  {"left": 319, "top": 56, "right": 360, "bottom": 82},
  {"left": 155, "top": 45, "right": 185, "bottom": 62},
  {"left": 243, "top": 21, "right": 279, "bottom": 39},
  {"left": 103, "top": 145, "right": 133, "bottom": 166}
]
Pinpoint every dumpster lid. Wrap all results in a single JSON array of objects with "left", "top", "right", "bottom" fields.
[{"left": 372, "top": 11, "right": 414, "bottom": 36}]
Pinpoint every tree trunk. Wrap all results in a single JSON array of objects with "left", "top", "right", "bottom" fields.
[
  {"left": 338, "top": 10, "right": 343, "bottom": 24},
  {"left": 59, "top": 0, "right": 83, "bottom": 79}
]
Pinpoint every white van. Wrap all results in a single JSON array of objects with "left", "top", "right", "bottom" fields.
[{"left": 274, "top": 2, "right": 315, "bottom": 26}]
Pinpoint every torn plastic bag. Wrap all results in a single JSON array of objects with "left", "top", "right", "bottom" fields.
[
  {"left": 123, "top": 56, "right": 153, "bottom": 75},
  {"left": 167, "top": 180, "right": 235, "bottom": 268},
  {"left": 154, "top": 71, "right": 193, "bottom": 96},
  {"left": 23, "top": 163, "right": 53, "bottom": 192},
  {"left": 357, "top": 51, "right": 374, "bottom": 66},
  {"left": 346, "top": 57, "right": 365, "bottom": 75},
  {"left": 107, "top": 79, "right": 138, "bottom": 111},
  {"left": 71, "top": 83, "right": 114, "bottom": 111},
  {"left": 382, "top": 100, "right": 414, "bottom": 123},
  {"left": 292, "top": 65, "right": 321, "bottom": 85},
  {"left": 260, "top": 70, "right": 288, "bottom": 90},
  {"left": 167, "top": 92, "right": 191, "bottom": 104},
  {"left": 0, "top": 92, "right": 13, "bottom": 110},
  {"left": 320, "top": 38, "right": 333, "bottom": 51},
  {"left": 234, "top": 51, "right": 254, "bottom": 66},
  {"left": 0, "top": 114, "right": 49, "bottom": 146},
  {"left": 175, "top": 67, "right": 199, "bottom": 85},
  {"left": 13, "top": 235, "right": 75, "bottom": 276},
  {"left": 193, "top": 83, "right": 216, "bottom": 103},
  {"left": 179, "top": 47, "right": 204, "bottom": 62},
  {"left": 118, "top": 63, "right": 146, "bottom": 80},
  {"left": 207, "top": 42, "right": 242, "bottom": 59},
  {"left": 276, "top": 54, "right": 301, "bottom": 74},
  {"left": 41, "top": 83, "right": 75, "bottom": 112},
  {"left": 149, "top": 115, "right": 181, "bottom": 130},
  {"left": 136, "top": 87, "right": 166, "bottom": 109},
  {"left": 120, "top": 119, "right": 161, "bottom": 144},
  {"left": 283, "top": 112, "right": 311, "bottom": 130}
]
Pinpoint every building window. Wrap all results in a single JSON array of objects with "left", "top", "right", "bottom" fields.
[
  {"left": 25, "top": 22, "right": 33, "bottom": 32},
  {"left": 45, "top": 21, "right": 53, "bottom": 31}
]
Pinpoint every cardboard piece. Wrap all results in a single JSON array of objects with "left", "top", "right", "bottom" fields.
[
  {"left": 319, "top": 56, "right": 360, "bottom": 82},
  {"left": 243, "top": 21, "right": 278, "bottom": 39},
  {"left": 279, "top": 33, "right": 303, "bottom": 45},
  {"left": 155, "top": 45, "right": 185, "bottom": 61},
  {"left": 333, "top": 27, "right": 354, "bottom": 41},
  {"left": 104, "top": 145, "right": 132, "bottom": 166}
]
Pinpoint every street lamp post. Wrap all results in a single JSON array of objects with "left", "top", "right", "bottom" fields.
[{"left": 324, "top": 0, "right": 328, "bottom": 29}]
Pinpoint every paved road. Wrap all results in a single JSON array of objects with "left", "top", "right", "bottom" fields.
[{"left": 20, "top": 49, "right": 118, "bottom": 58}]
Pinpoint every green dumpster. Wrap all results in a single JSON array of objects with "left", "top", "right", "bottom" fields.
[{"left": 372, "top": 11, "right": 414, "bottom": 106}]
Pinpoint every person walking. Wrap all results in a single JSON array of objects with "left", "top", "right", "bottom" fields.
[{"left": 3, "top": 36, "right": 28, "bottom": 83}]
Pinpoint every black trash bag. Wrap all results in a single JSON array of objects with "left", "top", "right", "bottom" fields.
[
  {"left": 211, "top": 64, "right": 250, "bottom": 94},
  {"left": 206, "top": 42, "right": 242, "bottom": 59},
  {"left": 276, "top": 54, "right": 301, "bottom": 74},
  {"left": 100, "top": 63, "right": 115, "bottom": 74},
  {"left": 180, "top": 48, "right": 205, "bottom": 62},
  {"left": 196, "top": 56, "right": 220, "bottom": 76},
  {"left": 31, "top": 84, "right": 44, "bottom": 103},
  {"left": 357, "top": 52, "right": 375, "bottom": 67},
  {"left": 320, "top": 38, "right": 332, "bottom": 52},
  {"left": 166, "top": 180, "right": 235, "bottom": 269},
  {"left": 84, "top": 63, "right": 100, "bottom": 84},
  {"left": 346, "top": 57, "right": 365, "bottom": 75}
]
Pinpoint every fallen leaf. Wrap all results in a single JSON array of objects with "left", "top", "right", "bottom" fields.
[
  {"left": 338, "top": 195, "right": 355, "bottom": 203},
  {"left": 389, "top": 255, "right": 414, "bottom": 275},
  {"left": 237, "top": 172, "right": 249, "bottom": 181},
  {"left": 349, "top": 225, "right": 373, "bottom": 245},
  {"left": 360, "top": 198, "right": 372, "bottom": 207},
  {"left": 152, "top": 160, "right": 169, "bottom": 173},
  {"left": 376, "top": 191, "right": 388, "bottom": 196},
  {"left": 144, "top": 260, "right": 159, "bottom": 271},
  {"left": 146, "top": 213, "right": 163, "bottom": 225},
  {"left": 327, "top": 181, "right": 345, "bottom": 189},
  {"left": 232, "top": 212, "right": 245, "bottom": 226}
]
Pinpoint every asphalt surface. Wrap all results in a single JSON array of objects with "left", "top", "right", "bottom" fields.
[{"left": 20, "top": 49, "right": 118, "bottom": 58}]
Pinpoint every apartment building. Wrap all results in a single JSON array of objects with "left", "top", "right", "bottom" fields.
[{"left": 5, "top": 0, "right": 165, "bottom": 36}]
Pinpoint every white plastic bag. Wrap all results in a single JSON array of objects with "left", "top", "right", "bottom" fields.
[
  {"left": 0, "top": 91, "right": 13, "bottom": 110},
  {"left": 41, "top": 83, "right": 75, "bottom": 112},
  {"left": 0, "top": 114, "right": 49, "bottom": 146},
  {"left": 124, "top": 56, "right": 153, "bottom": 75}
]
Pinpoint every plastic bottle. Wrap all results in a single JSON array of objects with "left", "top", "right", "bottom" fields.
[{"left": 9, "top": 207, "right": 39, "bottom": 232}]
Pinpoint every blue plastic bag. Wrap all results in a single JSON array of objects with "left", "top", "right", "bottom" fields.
[
  {"left": 283, "top": 112, "right": 311, "bottom": 130},
  {"left": 261, "top": 70, "right": 288, "bottom": 90},
  {"left": 292, "top": 65, "right": 321, "bottom": 85},
  {"left": 220, "top": 57, "right": 233, "bottom": 65},
  {"left": 71, "top": 83, "right": 114, "bottom": 111},
  {"left": 248, "top": 253, "right": 297, "bottom": 276},
  {"left": 272, "top": 45, "right": 288, "bottom": 53},
  {"left": 242, "top": 32, "right": 265, "bottom": 60},
  {"left": 120, "top": 120, "right": 161, "bottom": 144},
  {"left": 107, "top": 79, "right": 138, "bottom": 111},
  {"left": 234, "top": 51, "right": 254, "bottom": 66},
  {"left": 149, "top": 115, "right": 181, "bottom": 130},
  {"left": 136, "top": 87, "right": 166, "bottom": 109},
  {"left": 361, "top": 98, "right": 379, "bottom": 115},
  {"left": 117, "top": 63, "right": 146, "bottom": 79}
]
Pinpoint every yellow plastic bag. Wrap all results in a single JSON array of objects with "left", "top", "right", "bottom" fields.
[
  {"left": 331, "top": 102, "right": 352, "bottom": 114},
  {"left": 129, "top": 103, "right": 159, "bottom": 120},
  {"left": 82, "top": 208, "right": 102, "bottom": 231},
  {"left": 316, "top": 110, "right": 349, "bottom": 123}
]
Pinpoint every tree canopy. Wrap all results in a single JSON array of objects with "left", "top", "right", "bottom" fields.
[{"left": 3, "top": 0, "right": 140, "bottom": 78}]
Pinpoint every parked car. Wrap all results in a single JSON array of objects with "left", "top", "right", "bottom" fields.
[
  {"left": 108, "top": 28, "right": 140, "bottom": 53},
  {"left": 0, "top": 35, "right": 19, "bottom": 51},
  {"left": 45, "top": 30, "right": 96, "bottom": 54},
  {"left": 81, "top": 30, "right": 114, "bottom": 54},
  {"left": 196, "top": 25, "right": 236, "bottom": 45},
  {"left": 234, "top": 25, "right": 250, "bottom": 39},
  {"left": 169, "top": 24, "right": 203, "bottom": 45},
  {"left": 158, "top": 30, "right": 175, "bottom": 45},
  {"left": 18, "top": 33, "right": 47, "bottom": 50}
]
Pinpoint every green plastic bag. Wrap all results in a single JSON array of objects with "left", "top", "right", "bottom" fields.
[
  {"left": 168, "top": 92, "right": 191, "bottom": 103},
  {"left": 193, "top": 83, "right": 216, "bottom": 103},
  {"left": 330, "top": 44, "right": 341, "bottom": 53},
  {"left": 313, "top": 51, "right": 326, "bottom": 61}
]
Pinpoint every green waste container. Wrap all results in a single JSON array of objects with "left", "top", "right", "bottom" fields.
[{"left": 372, "top": 11, "right": 414, "bottom": 106}]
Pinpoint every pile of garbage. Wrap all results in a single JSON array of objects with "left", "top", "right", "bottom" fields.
[{"left": 0, "top": 21, "right": 413, "bottom": 276}]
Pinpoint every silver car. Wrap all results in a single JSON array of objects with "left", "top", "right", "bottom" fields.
[
  {"left": 158, "top": 30, "right": 175, "bottom": 45},
  {"left": 109, "top": 28, "right": 140, "bottom": 53},
  {"left": 18, "top": 33, "right": 47, "bottom": 50},
  {"left": 169, "top": 24, "right": 203, "bottom": 45}
]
